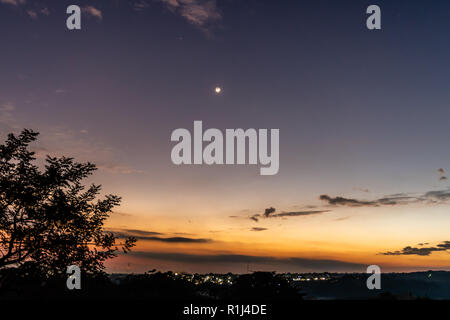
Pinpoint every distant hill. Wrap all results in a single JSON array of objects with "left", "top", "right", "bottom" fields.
[{"left": 296, "top": 271, "right": 450, "bottom": 300}]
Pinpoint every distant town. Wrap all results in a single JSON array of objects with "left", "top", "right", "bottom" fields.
[{"left": 108, "top": 271, "right": 450, "bottom": 300}]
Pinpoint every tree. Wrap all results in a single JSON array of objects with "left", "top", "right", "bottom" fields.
[{"left": 0, "top": 129, "right": 136, "bottom": 279}]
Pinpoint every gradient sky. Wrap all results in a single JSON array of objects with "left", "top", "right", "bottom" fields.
[{"left": 1, "top": 0, "right": 450, "bottom": 273}]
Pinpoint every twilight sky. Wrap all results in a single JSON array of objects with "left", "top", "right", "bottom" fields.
[{"left": 1, "top": 0, "right": 450, "bottom": 273}]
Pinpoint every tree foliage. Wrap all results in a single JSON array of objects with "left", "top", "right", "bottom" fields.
[{"left": 0, "top": 129, "right": 136, "bottom": 278}]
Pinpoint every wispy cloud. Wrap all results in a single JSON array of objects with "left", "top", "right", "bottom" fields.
[
  {"left": 160, "top": 0, "right": 221, "bottom": 35},
  {"left": 335, "top": 216, "right": 350, "bottom": 221},
  {"left": 106, "top": 228, "right": 163, "bottom": 236},
  {"left": 250, "top": 227, "right": 267, "bottom": 232},
  {"left": 319, "top": 190, "right": 450, "bottom": 207},
  {"left": 270, "top": 210, "right": 330, "bottom": 218},
  {"left": 82, "top": 6, "right": 102, "bottom": 21},
  {"left": 0, "top": 0, "right": 50, "bottom": 19},
  {"left": 133, "top": 0, "right": 150, "bottom": 11},
  {"left": 249, "top": 207, "right": 329, "bottom": 222},
  {"left": 140, "top": 236, "right": 212, "bottom": 243},
  {"left": 320, "top": 194, "right": 379, "bottom": 207},
  {"left": 0, "top": 0, "right": 25, "bottom": 6},
  {"left": 423, "top": 189, "right": 450, "bottom": 201},
  {"left": 237, "top": 184, "right": 450, "bottom": 225},
  {"left": 26, "top": 9, "right": 37, "bottom": 19}
]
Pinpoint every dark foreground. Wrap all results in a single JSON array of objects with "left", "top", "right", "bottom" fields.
[
  {"left": 2, "top": 270, "right": 450, "bottom": 318},
  {"left": 1, "top": 270, "right": 450, "bottom": 300}
]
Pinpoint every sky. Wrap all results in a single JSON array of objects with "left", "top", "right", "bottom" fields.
[{"left": 1, "top": 0, "right": 450, "bottom": 273}]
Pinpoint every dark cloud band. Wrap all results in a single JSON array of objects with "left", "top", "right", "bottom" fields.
[
  {"left": 380, "top": 241, "right": 450, "bottom": 256},
  {"left": 110, "top": 228, "right": 212, "bottom": 243},
  {"left": 129, "top": 251, "right": 366, "bottom": 272}
]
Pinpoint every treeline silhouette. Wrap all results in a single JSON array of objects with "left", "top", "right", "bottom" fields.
[{"left": 0, "top": 270, "right": 303, "bottom": 300}]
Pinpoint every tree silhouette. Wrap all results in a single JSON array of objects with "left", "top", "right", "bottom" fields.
[{"left": 0, "top": 129, "right": 136, "bottom": 279}]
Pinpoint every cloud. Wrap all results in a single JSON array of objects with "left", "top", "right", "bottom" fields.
[
  {"left": 263, "top": 207, "right": 276, "bottom": 217},
  {"left": 0, "top": 0, "right": 25, "bottom": 6},
  {"left": 438, "top": 168, "right": 447, "bottom": 181},
  {"left": 111, "top": 228, "right": 212, "bottom": 243},
  {"left": 242, "top": 186, "right": 450, "bottom": 225},
  {"left": 139, "top": 236, "right": 212, "bottom": 243},
  {"left": 270, "top": 210, "right": 329, "bottom": 218},
  {"left": 424, "top": 189, "right": 450, "bottom": 201},
  {"left": 108, "top": 228, "right": 163, "bottom": 236},
  {"left": 0, "top": 0, "right": 50, "bottom": 18},
  {"left": 133, "top": 0, "right": 150, "bottom": 11},
  {"left": 319, "top": 190, "right": 450, "bottom": 207},
  {"left": 335, "top": 216, "right": 350, "bottom": 221},
  {"left": 320, "top": 195, "right": 377, "bottom": 207},
  {"left": 129, "top": 251, "right": 366, "bottom": 272},
  {"left": 26, "top": 9, "right": 37, "bottom": 19},
  {"left": 160, "top": 0, "right": 221, "bottom": 34},
  {"left": 250, "top": 227, "right": 267, "bottom": 232},
  {"left": 82, "top": 6, "right": 102, "bottom": 20},
  {"left": 250, "top": 207, "right": 329, "bottom": 222},
  {"left": 380, "top": 241, "right": 450, "bottom": 256}
]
